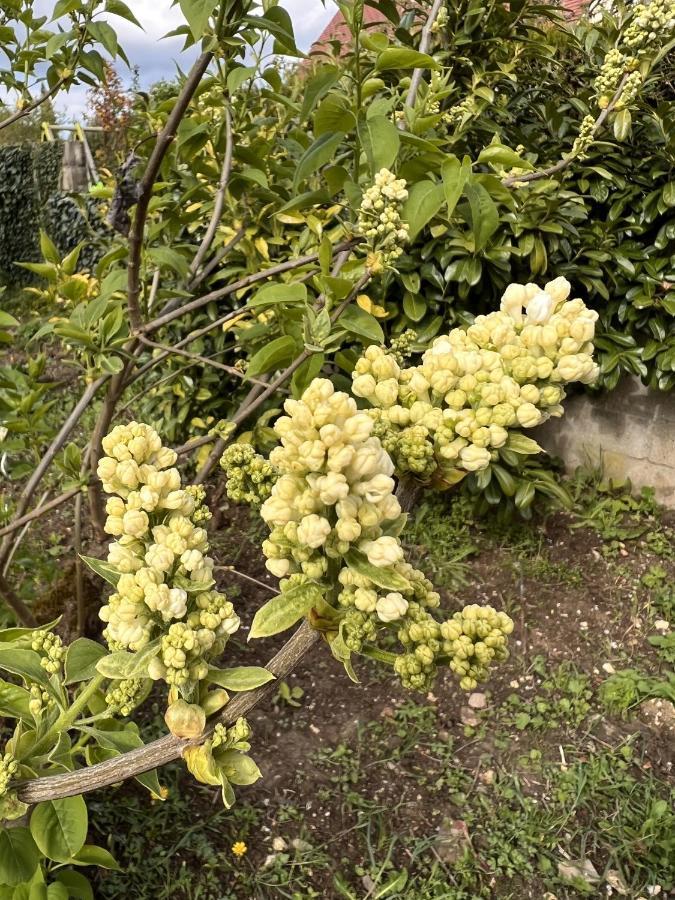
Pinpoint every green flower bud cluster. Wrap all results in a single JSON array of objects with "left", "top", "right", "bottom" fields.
[
  {"left": 28, "top": 684, "right": 52, "bottom": 717},
  {"left": 352, "top": 278, "right": 598, "bottom": 484},
  {"left": 389, "top": 328, "right": 418, "bottom": 364},
  {"left": 211, "top": 716, "right": 252, "bottom": 750},
  {"left": 440, "top": 604, "right": 514, "bottom": 690},
  {"left": 105, "top": 678, "right": 145, "bottom": 716},
  {"left": 97, "top": 421, "right": 241, "bottom": 693},
  {"left": 357, "top": 168, "right": 410, "bottom": 264},
  {"left": 443, "top": 97, "right": 474, "bottom": 128},
  {"left": 569, "top": 114, "right": 597, "bottom": 160},
  {"left": 220, "top": 443, "right": 277, "bottom": 507},
  {"left": 431, "top": 4, "right": 448, "bottom": 32},
  {"left": 0, "top": 751, "right": 18, "bottom": 798},
  {"left": 31, "top": 630, "right": 65, "bottom": 675}
]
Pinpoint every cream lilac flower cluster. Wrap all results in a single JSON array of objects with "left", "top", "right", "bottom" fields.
[
  {"left": 357, "top": 169, "right": 409, "bottom": 264},
  {"left": 97, "top": 422, "right": 239, "bottom": 688},
  {"left": 0, "top": 751, "right": 18, "bottom": 799},
  {"left": 351, "top": 277, "right": 598, "bottom": 482},
  {"left": 256, "top": 378, "right": 513, "bottom": 692}
]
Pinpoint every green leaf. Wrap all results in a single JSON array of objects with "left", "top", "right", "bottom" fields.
[
  {"left": 179, "top": 0, "right": 217, "bottom": 39},
  {"left": 442, "top": 155, "right": 471, "bottom": 217},
  {"left": 206, "top": 666, "right": 275, "bottom": 691},
  {"left": 338, "top": 305, "right": 384, "bottom": 344},
  {"left": 95, "top": 642, "right": 158, "bottom": 679},
  {"left": 403, "top": 293, "right": 426, "bottom": 322},
  {"left": 147, "top": 246, "right": 189, "bottom": 278},
  {"left": 293, "top": 131, "right": 345, "bottom": 191},
  {"left": 464, "top": 180, "right": 499, "bottom": 251},
  {"left": 249, "top": 583, "right": 319, "bottom": 639},
  {"left": 364, "top": 116, "right": 400, "bottom": 172},
  {"left": 80, "top": 555, "right": 120, "bottom": 587},
  {"left": 344, "top": 549, "right": 411, "bottom": 592},
  {"left": 247, "top": 282, "right": 307, "bottom": 309},
  {"left": 0, "top": 828, "right": 40, "bottom": 886},
  {"left": 613, "top": 108, "right": 631, "bottom": 141},
  {"left": 300, "top": 66, "right": 339, "bottom": 121},
  {"left": 0, "top": 648, "right": 51, "bottom": 688},
  {"left": 54, "top": 869, "right": 94, "bottom": 900},
  {"left": 0, "top": 680, "right": 32, "bottom": 718},
  {"left": 505, "top": 433, "right": 543, "bottom": 455},
  {"left": 0, "top": 311, "right": 19, "bottom": 328},
  {"left": 375, "top": 48, "right": 440, "bottom": 72},
  {"left": 477, "top": 144, "right": 534, "bottom": 170},
  {"left": 106, "top": 0, "right": 142, "bottom": 27},
  {"left": 64, "top": 638, "right": 107, "bottom": 685},
  {"left": 246, "top": 335, "right": 298, "bottom": 379},
  {"left": 68, "top": 844, "right": 121, "bottom": 870},
  {"left": 401, "top": 180, "right": 445, "bottom": 239},
  {"left": 30, "top": 796, "right": 88, "bottom": 862}
]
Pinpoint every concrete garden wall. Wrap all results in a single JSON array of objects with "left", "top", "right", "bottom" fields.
[{"left": 538, "top": 378, "right": 675, "bottom": 508}]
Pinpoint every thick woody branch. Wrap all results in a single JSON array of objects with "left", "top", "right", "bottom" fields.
[{"left": 17, "top": 622, "right": 320, "bottom": 804}]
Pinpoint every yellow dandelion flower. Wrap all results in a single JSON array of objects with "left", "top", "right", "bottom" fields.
[{"left": 232, "top": 841, "right": 247, "bottom": 858}]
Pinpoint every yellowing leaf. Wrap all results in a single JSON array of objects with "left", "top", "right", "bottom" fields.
[
  {"left": 357, "top": 294, "right": 387, "bottom": 318},
  {"left": 254, "top": 237, "right": 270, "bottom": 260},
  {"left": 276, "top": 213, "right": 306, "bottom": 225}
]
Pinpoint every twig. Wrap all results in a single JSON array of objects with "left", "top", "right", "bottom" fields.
[
  {"left": 188, "top": 224, "right": 246, "bottom": 291},
  {"left": 502, "top": 73, "right": 631, "bottom": 187},
  {"left": 136, "top": 335, "right": 274, "bottom": 389},
  {"left": 188, "top": 106, "right": 234, "bottom": 280},
  {"left": 126, "top": 52, "right": 213, "bottom": 330},
  {"left": 0, "top": 376, "right": 107, "bottom": 571},
  {"left": 17, "top": 621, "right": 320, "bottom": 803},
  {"left": 0, "top": 488, "right": 81, "bottom": 540},
  {"left": 0, "top": 573, "right": 36, "bottom": 628},
  {"left": 403, "top": 0, "right": 445, "bottom": 114},
  {"left": 214, "top": 566, "right": 277, "bottom": 594},
  {"left": 147, "top": 268, "right": 161, "bottom": 312},
  {"left": 140, "top": 238, "right": 360, "bottom": 337},
  {"left": 0, "top": 77, "right": 66, "bottom": 132},
  {"left": 2, "top": 491, "right": 49, "bottom": 578},
  {"left": 74, "top": 491, "right": 85, "bottom": 636}
]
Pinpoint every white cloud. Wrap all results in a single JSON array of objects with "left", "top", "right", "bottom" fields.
[{"left": 49, "top": 0, "right": 337, "bottom": 121}]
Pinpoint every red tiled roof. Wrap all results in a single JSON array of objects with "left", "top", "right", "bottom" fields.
[{"left": 309, "top": 0, "right": 589, "bottom": 58}]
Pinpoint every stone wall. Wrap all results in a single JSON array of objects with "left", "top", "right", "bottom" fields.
[{"left": 537, "top": 378, "right": 675, "bottom": 508}]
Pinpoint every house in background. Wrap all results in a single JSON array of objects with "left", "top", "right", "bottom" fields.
[{"left": 308, "top": 1, "right": 589, "bottom": 60}]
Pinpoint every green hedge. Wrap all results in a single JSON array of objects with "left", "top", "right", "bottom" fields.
[{"left": 0, "top": 141, "right": 108, "bottom": 286}]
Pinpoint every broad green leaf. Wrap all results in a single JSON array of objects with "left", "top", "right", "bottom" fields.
[
  {"left": 464, "top": 181, "right": 500, "bottom": 251},
  {"left": 293, "top": 131, "right": 345, "bottom": 190},
  {"left": 403, "top": 293, "right": 426, "bottom": 322},
  {"left": 375, "top": 48, "right": 440, "bottom": 71},
  {"left": 96, "top": 641, "right": 158, "bottom": 679},
  {"left": 247, "top": 282, "right": 307, "bottom": 309},
  {"left": 613, "top": 108, "right": 631, "bottom": 141},
  {"left": 401, "top": 180, "right": 445, "bottom": 239},
  {"left": 0, "top": 828, "right": 40, "bottom": 886},
  {"left": 30, "top": 796, "right": 88, "bottom": 862},
  {"left": 249, "top": 583, "right": 320, "bottom": 639},
  {"left": 364, "top": 116, "right": 400, "bottom": 172},
  {"left": 54, "top": 869, "right": 94, "bottom": 900},
  {"left": 0, "top": 648, "right": 51, "bottom": 687},
  {"left": 0, "top": 311, "right": 19, "bottom": 328},
  {"left": 338, "top": 305, "right": 384, "bottom": 344},
  {"left": 505, "top": 433, "right": 543, "bottom": 455},
  {"left": 106, "top": 0, "right": 142, "bottom": 27},
  {"left": 477, "top": 144, "right": 534, "bottom": 170},
  {"left": 442, "top": 155, "right": 471, "bottom": 217},
  {"left": 68, "top": 844, "right": 121, "bottom": 870},
  {"left": 344, "top": 549, "right": 411, "bottom": 592},
  {"left": 80, "top": 555, "right": 120, "bottom": 587},
  {"left": 65, "top": 638, "right": 106, "bottom": 685},
  {"left": 147, "top": 246, "right": 189, "bottom": 278},
  {"left": 246, "top": 335, "right": 298, "bottom": 379},
  {"left": 179, "top": 0, "right": 217, "bottom": 39},
  {"left": 0, "top": 680, "right": 32, "bottom": 718},
  {"left": 300, "top": 65, "right": 339, "bottom": 120},
  {"left": 207, "top": 666, "right": 275, "bottom": 691}
]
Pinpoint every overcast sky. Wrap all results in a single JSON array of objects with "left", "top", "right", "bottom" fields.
[{"left": 52, "top": 0, "right": 337, "bottom": 120}]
